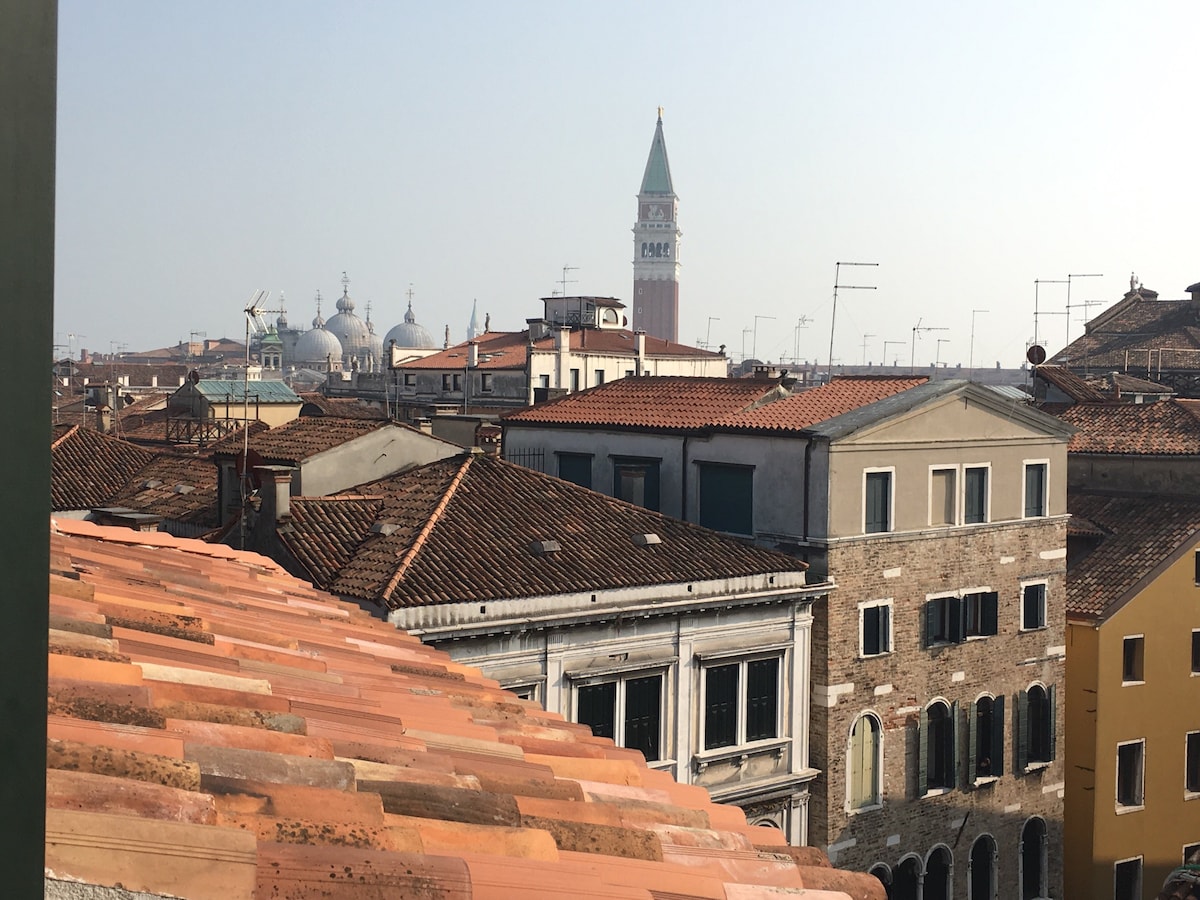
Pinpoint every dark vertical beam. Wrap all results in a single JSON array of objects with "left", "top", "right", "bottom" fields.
[{"left": 0, "top": 0, "right": 57, "bottom": 893}]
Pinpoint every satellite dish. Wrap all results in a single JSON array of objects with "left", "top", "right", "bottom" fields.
[
  {"left": 1027, "top": 344, "right": 1047, "bottom": 366},
  {"left": 188, "top": 369, "right": 201, "bottom": 384}
]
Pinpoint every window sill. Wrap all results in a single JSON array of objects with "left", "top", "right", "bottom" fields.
[
  {"left": 1115, "top": 803, "right": 1144, "bottom": 815},
  {"left": 1121, "top": 680, "right": 1145, "bottom": 687},
  {"left": 972, "top": 775, "right": 1000, "bottom": 788},
  {"left": 1024, "top": 761, "right": 1052, "bottom": 775},
  {"left": 693, "top": 737, "right": 788, "bottom": 774},
  {"left": 846, "top": 801, "right": 883, "bottom": 816},
  {"left": 1019, "top": 625, "right": 1047, "bottom": 633},
  {"left": 921, "top": 787, "right": 954, "bottom": 799},
  {"left": 1185, "top": 791, "right": 1200, "bottom": 801},
  {"left": 858, "top": 650, "right": 893, "bottom": 660}
]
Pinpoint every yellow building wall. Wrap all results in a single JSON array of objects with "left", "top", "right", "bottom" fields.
[
  {"left": 1064, "top": 620, "right": 1099, "bottom": 896},
  {"left": 1077, "top": 545, "right": 1200, "bottom": 898}
]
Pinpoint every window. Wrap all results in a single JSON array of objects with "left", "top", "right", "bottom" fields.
[
  {"left": 594, "top": 368, "right": 605, "bottom": 385},
  {"left": 403, "top": 373, "right": 416, "bottom": 388},
  {"left": 1192, "top": 630, "right": 1200, "bottom": 675},
  {"left": 920, "top": 700, "right": 957, "bottom": 794},
  {"left": 698, "top": 463, "right": 753, "bottom": 535},
  {"left": 1116, "top": 739, "right": 1145, "bottom": 809},
  {"left": 1024, "top": 462, "right": 1048, "bottom": 518},
  {"left": 848, "top": 713, "right": 882, "bottom": 810},
  {"left": 1188, "top": 732, "right": 1200, "bottom": 795},
  {"left": 1114, "top": 857, "right": 1142, "bottom": 900},
  {"left": 930, "top": 467, "right": 956, "bottom": 526},
  {"left": 970, "top": 694, "right": 1005, "bottom": 781},
  {"left": 964, "top": 465, "right": 989, "bottom": 524},
  {"left": 1195, "top": 550, "right": 1200, "bottom": 584},
  {"left": 1020, "top": 817, "right": 1048, "bottom": 900},
  {"left": 452, "top": 373, "right": 462, "bottom": 392},
  {"left": 480, "top": 372, "right": 493, "bottom": 392},
  {"left": 1021, "top": 583, "right": 1047, "bottom": 631},
  {"left": 1122, "top": 635, "right": 1144, "bottom": 683},
  {"left": 970, "top": 835, "right": 996, "bottom": 900},
  {"left": 1017, "top": 684, "right": 1055, "bottom": 770},
  {"left": 556, "top": 453, "right": 592, "bottom": 489},
  {"left": 624, "top": 369, "right": 634, "bottom": 378},
  {"left": 925, "top": 591, "right": 996, "bottom": 646},
  {"left": 703, "top": 657, "right": 779, "bottom": 750},
  {"left": 538, "top": 374, "right": 550, "bottom": 389},
  {"left": 441, "top": 373, "right": 452, "bottom": 391},
  {"left": 576, "top": 673, "right": 662, "bottom": 762},
  {"left": 864, "top": 469, "right": 892, "bottom": 534},
  {"left": 860, "top": 599, "right": 892, "bottom": 657},
  {"left": 613, "top": 457, "right": 660, "bottom": 511},
  {"left": 569, "top": 368, "right": 580, "bottom": 392},
  {"left": 925, "top": 847, "right": 952, "bottom": 900},
  {"left": 1186, "top": 843, "right": 1200, "bottom": 864}
]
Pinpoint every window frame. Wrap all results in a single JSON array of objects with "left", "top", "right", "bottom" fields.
[
  {"left": 696, "top": 460, "right": 755, "bottom": 536},
  {"left": 925, "top": 589, "right": 997, "bottom": 646},
  {"left": 1017, "top": 682, "right": 1056, "bottom": 771},
  {"left": 969, "top": 692, "right": 1005, "bottom": 784},
  {"left": 441, "top": 373, "right": 452, "bottom": 392},
  {"left": 1122, "top": 634, "right": 1145, "bottom": 685},
  {"left": 1115, "top": 738, "right": 1146, "bottom": 812},
  {"left": 594, "top": 368, "right": 605, "bottom": 386},
  {"left": 573, "top": 669, "right": 668, "bottom": 763},
  {"left": 863, "top": 467, "right": 895, "bottom": 535},
  {"left": 612, "top": 456, "right": 661, "bottom": 512},
  {"left": 555, "top": 452, "right": 593, "bottom": 489},
  {"left": 1020, "top": 581, "right": 1048, "bottom": 632},
  {"left": 699, "top": 653, "right": 783, "bottom": 752},
  {"left": 1192, "top": 630, "right": 1200, "bottom": 676},
  {"left": 480, "top": 372, "right": 493, "bottom": 392},
  {"left": 1023, "top": 459, "right": 1049, "bottom": 519},
  {"left": 1187, "top": 731, "right": 1200, "bottom": 798},
  {"left": 1113, "top": 856, "right": 1143, "bottom": 900},
  {"left": 847, "top": 711, "right": 884, "bottom": 813},
  {"left": 928, "top": 464, "right": 958, "bottom": 527},
  {"left": 859, "top": 598, "right": 894, "bottom": 658},
  {"left": 403, "top": 372, "right": 416, "bottom": 388},
  {"left": 569, "top": 368, "right": 580, "bottom": 392},
  {"left": 963, "top": 463, "right": 991, "bottom": 525},
  {"left": 919, "top": 699, "right": 958, "bottom": 796}
]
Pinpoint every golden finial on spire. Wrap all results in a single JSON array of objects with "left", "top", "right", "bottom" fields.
[{"left": 657, "top": 106, "right": 664, "bottom": 120}]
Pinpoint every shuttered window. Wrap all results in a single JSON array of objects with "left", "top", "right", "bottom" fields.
[
  {"left": 704, "top": 665, "right": 738, "bottom": 749},
  {"left": 1024, "top": 463, "right": 1047, "bottom": 517},
  {"left": 919, "top": 701, "right": 958, "bottom": 793},
  {"left": 1017, "top": 684, "right": 1056, "bottom": 771},
  {"left": 964, "top": 466, "right": 988, "bottom": 524},
  {"left": 931, "top": 468, "right": 956, "bottom": 526},
  {"left": 865, "top": 471, "right": 892, "bottom": 534},
  {"left": 613, "top": 458, "right": 660, "bottom": 511},
  {"left": 968, "top": 695, "right": 1005, "bottom": 781},
  {"left": 556, "top": 453, "right": 592, "bottom": 489},
  {"left": 698, "top": 463, "right": 753, "bottom": 535},
  {"left": 576, "top": 675, "right": 663, "bottom": 763},
  {"left": 745, "top": 658, "right": 778, "bottom": 742},
  {"left": 849, "top": 714, "right": 882, "bottom": 809},
  {"left": 703, "top": 656, "right": 781, "bottom": 750}
]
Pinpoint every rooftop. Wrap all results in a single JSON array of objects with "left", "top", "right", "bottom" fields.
[
  {"left": 50, "top": 424, "right": 154, "bottom": 511},
  {"left": 213, "top": 416, "right": 408, "bottom": 464},
  {"left": 187, "top": 379, "right": 301, "bottom": 404},
  {"left": 1055, "top": 399, "right": 1200, "bottom": 455},
  {"left": 44, "top": 517, "right": 875, "bottom": 899}
]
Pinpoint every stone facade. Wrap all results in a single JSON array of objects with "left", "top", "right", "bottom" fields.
[{"left": 808, "top": 520, "right": 1066, "bottom": 898}]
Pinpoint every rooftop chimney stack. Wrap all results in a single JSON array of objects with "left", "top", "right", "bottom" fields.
[
  {"left": 467, "top": 340, "right": 479, "bottom": 368},
  {"left": 254, "top": 465, "right": 295, "bottom": 525},
  {"left": 635, "top": 330, "right": 647, "bottom": 376}
]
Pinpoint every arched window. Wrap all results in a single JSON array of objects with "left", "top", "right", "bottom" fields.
[
  {"left": 1020, "top": 817, "right": 1048, "bottom": 899},
  {"left": 1018, "top": 683, "right": 1056, "bottom": 769},
  {"left": 869, "top": 863, "right": 893, "bottom": 900},
  {"left": 970, "top": 834, "right": 997, "bottom": 900},
  {"left": 925, "top": 846, "right": 953, "bottom": 900},
  {"left": 849, "top": 713, "right": 882, "bottom": 810},
  {"left": 894, "top": 856, "right": 921, "bottom": 900},
  {"left": 970, "top": 694, "right": 1005, "bottom": 782},
  {"left": 920, "top": 700, "right": 957, "bottom": 794}
]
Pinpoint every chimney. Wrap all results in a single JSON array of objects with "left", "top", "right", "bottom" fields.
[
  {"left": 254, "top": 465, "right": 295, "bottom": 524},
  {"left": 414, "top": 417, "right": 433, "bottom": 435},
  {"left": 476, "top": 423, "right": 502, "bottom": 457},
  {"left": 634, "top": 330, "right": 647, "bottom": 376},
  {"left": 554, "top": 325, "right": 570, "bottom": 351},
  {"left": 467, "top": 340, "right": 479, "bottom": 367},
  {"left": 151, "top": 374, "right": 158, "bottom": 388}
]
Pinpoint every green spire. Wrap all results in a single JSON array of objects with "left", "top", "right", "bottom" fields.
[{"left": 639, "top": 110, "right": 674, "bottom": 196}]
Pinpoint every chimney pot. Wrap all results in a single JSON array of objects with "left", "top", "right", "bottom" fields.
[{"left": 254, "top": 465, "right": 295, "bottom": 524}]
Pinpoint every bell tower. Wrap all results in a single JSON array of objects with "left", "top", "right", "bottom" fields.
[{"left": 632, "top": 109, "right": 681, "bottom": 343}]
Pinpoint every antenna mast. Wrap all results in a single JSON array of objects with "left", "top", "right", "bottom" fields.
[
  {"left": 559, "top": 265, "right": 578, "bottom": 299},
  {"left": 910, "top": 318, "right": 949, "bottom": 374},
  {"left": 239, "top": 289, "right": 285, "bottom": 549},
  {"left": 828, "top": 262, "right": 878, "bottom": 382}
]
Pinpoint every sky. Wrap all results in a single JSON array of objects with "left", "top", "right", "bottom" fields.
[{"left": 54, "top": 1, "right": 1200, "bottom": 370}]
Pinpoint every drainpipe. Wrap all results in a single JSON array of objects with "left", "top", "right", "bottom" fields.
[
  {"left": 681, "top": 434, "right": 690, "bottom": 521},
  {"left": 803, "top": 437, "right": 812, "bottom": 541}
]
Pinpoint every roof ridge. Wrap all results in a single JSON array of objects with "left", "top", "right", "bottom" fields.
[
  {"left": 51, "top": 424, "right": 80, "bottom": 449},
  {"left": 381, "top": 454, "right": 475, "bottom": 604}
]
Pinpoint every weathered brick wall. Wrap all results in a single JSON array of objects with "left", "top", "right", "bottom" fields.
[{"left": 808, "top": 518, "right": 1066, "bottom": 898}]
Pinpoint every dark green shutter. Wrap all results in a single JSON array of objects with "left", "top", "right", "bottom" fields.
[
  {"left": 1047, "top": 685, "right": 1056, "bottom": 761},
  {"left": 578, "top": 682, "right": 616, "bottom": 740},
  {"left": 863, "top": 606, "right": 880, "bottom": 655},
  {"left": 950, "top": 596, "right": 966, "bottom": 643},
  {"left": 967, "top": 700, "right": 978, "bottom": 786},
  {"left": 705, "top": 665, "right": 738, "bottom": 749},
  {"left": 982, "top": 592, "right": 998, "bottom": 636},
  {"left": 698, "top": 464, "right": 753, "bottom": 535},
  {"left": 557, "top": 453, "right": 592, "bottom": 489},
  {"left": 992, "top": 694, "right": 1006, "bottom": 777},
  {"left": 925, "top": 600, "right": 939, "bottom": 647},
  {"left": 746, "top": 658, "right": 778, "bottom": 741},
  {"left": 624, "top": 675, "right": 661, "bottom": 762},
  {"left": 1017, "top": 690, "right": 1029, "bottom": 772},
  {"left": 878, "top": 603, "right": 890, "bottom": 653},
  {"left": 948, "top": 700, "right": 959, "bottom": 789},
  {"left": 918, "top": 705, "right": 929, "bottom": 795}
]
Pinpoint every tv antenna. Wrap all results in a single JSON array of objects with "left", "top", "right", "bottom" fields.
[
  {"left": 704, "top": 316, "right": 720, "bottom": 350},
  {"left": 935, "top": 338, "right": 951, "bottom": 369},
  {"left": 969, "top": 309, "right": 988, "bottom": 377},
  {"left": 1065, "top": 273, "right": 1102, "bottom": 347},
  {"left": 861, "top": 333, "right": 876, "bottom": 366},
  {"left": 883, "top": 340, "right": 905, "bottom": 368},
  {"left": 1033, "top": 278, "right": 1067, "bottom": 349},
  {"left": 753, "top": 315, "right": 776, "bottom": 360},
  {"left": 239, "top": 289, "right": 285, "bottom": 548},
  {"left": 910, "top": 318, "right": 948, "bottom": 373},
  {"left": 558, "top": 265, "right": 578, "bottom": 299},
  {"left": 827, "top": 262, "right": 878, "bottom": 381}
]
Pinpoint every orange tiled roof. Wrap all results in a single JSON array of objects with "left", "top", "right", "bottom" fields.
[
  {"left": 504, "top": 375, "right": 927, "bottom": 434},
  {"left": 212, "top": 417, "right": 399, "bottom": 464},
  {"left": 299, "top": 393, "right": 389, "bottom": 420},
  {"left": 44, "top": 517, "right": 878, "bottom": 900},
  {"left": 1056, "top": 400, "right": 1200, "bottom": 454},
  {"left": 1034, "top": 365, "right": 1107, "bottom": 402},
  {"left": 1067, "top": 493, "right": 1200, "bottom": 619},
  {"left": 273, "top": 453, "right": 812, "bottom": 608},
  {"left": 1048, "top": 286, "right": 1200, "bottom": 370},
  {"left": 398, "top": 331, "right": 530, "bottom": 371},
  {"left": 50, "top": 424, "right": 155, "bottom": 511},
  {"left": 105, "top": 451, "right": 220, "bottom": 529}
]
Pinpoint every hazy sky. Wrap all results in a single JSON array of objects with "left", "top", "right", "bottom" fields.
[{"left": 55, "top": 2, "right": 1200, "bottom": 369}]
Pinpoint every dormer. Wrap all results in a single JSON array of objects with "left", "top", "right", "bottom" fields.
[{"left": 540, "top": 296, "right": 628, "bottom": 331}]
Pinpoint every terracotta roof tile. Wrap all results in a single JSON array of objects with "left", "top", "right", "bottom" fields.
[
  {"left": 50, "top": 424, "right": 156, "bottom": 510},
  {"left": 105, "top": 451, "right": 219, "bottom": 528},
  {"left": 298, "top": 393, "right": 389, "bottom": 419},
  {"left": 44, "top": 517, "right": 878, "bottom": 900},
  {"left": 1056, "top": 399, "right": 1200, "bottom": 454},
  {"left": 503, "top": 375, "right": 926, "bottom": 434},
  {"left": 1066, "top": 493, "right": 1200, "bottom": 618},
  {"left": 212, "top": 416, "right": 398, "bottom": 464},
  {"left": 1034, "top": 365, "right": 1108, "bottom": 402},
  {"left": 1049, "top": 287, "right": 1200, "bottom": 371}
]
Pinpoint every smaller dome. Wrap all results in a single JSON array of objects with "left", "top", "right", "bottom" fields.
[
  {"left": 294, "top": 324, "right": 343, "bottom": 366},
  {"left": 385, "top": 301, "right": 436, "bottom": 349}
]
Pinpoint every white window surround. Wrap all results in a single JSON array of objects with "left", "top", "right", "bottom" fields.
[
  {"left": 1113, "top": 855, "right": 1143, "bottom": 900},
  {"left": 697, "top": 652, "right": 785, "bottom": 753},
  {"left": 571, "top": 667, "right": 671, "bottom": 763},
  {"left": 927, "top": 464, "right": 959, "bottom": 527},
  {"left": 1022, "top": 458, "right": 1051, "bottom": 519},
  {"left": 1019, "top": 579, "right": 1049, "bottom": 632},
  {"left": 863, "top": 466, "right": 896, "bottom": 535},
  {"left": 1192, "top": 629, "right": 1200, "bottom": 677},
  {"left": 962, "top": 462, "right": 992, "bottom": 525},
  {"left": 1115, "top": 738, "right": 1146, "bottom": 813},
  {"left": 857, "top": 598, "right": 894, "bottom": 658},
  {"left": 1121, "top": 634, "right": 1146, "bottom": 686},
  {"left": 1186, "top": 731, "right": 1200, "bottom": 799},
  {"left": 845, "top": 710, "right": 884, "bottom": 815}
]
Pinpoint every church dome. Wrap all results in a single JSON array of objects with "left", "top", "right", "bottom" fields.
[
  {"left": 293, "top": 323, "right": 343, "bottom": 367},
  {"left": 325, "top": 287, "right": 373, "bottom": 360},
  {"left": 366, "top": 317, "right": 384, "bottom": 363},
  {"left": 384, "top": 302, "right": 436, "bottom": 349}
]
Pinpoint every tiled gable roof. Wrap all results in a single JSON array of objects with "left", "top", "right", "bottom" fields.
[
  {"left": 398, "top": 331, "right": 529, "bottom": 371},
  {"left": 1056, "top": 400, "right": 1200, "bottom": 454},
  {"left": 1066, "top": 492, "right": 1200, "bottom": 619},
  {"left": 1034, "top": 365, "right": 1107, "bottom": 402},
  {"left": 277, "top": 453, "right": 812, "bottom": 609},
  {"left": 1108, "top": 372, "right": 1173, "bottom": 395},
  {"left": 213, "top": 417, "right": 398, "bottom": 464},
  {"left": 503, "top": 375, "right": 927, "bottom": 435},
  {"left": 298, "top": 393, "right": 388, "bottom": 419},
  {"left": 44, "top": 518, "right": 876, "bottom": 900},
  {"left": 50, "top": 424, "right": 155, "bottom": 510},
  {"left": 1048, "top": 287, "right": 1200, "bottom": 370},
  {"left": 105, "top": 452, "right": 220, "bottom": 529},
  {"left": 536, "top": 329, "right": 723, "bottom": 359}
]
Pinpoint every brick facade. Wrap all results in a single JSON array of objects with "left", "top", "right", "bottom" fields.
[{"left": 808, "top": 519, "right": 1067, "bottom": 898}]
